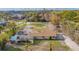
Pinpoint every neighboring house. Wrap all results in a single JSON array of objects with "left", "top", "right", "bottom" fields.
[
  {"left": 12, "top": 14, "right": 25, "bottom": 20},
  {"left": 0, "top": 20, "right": 7, "bottom": 26}
]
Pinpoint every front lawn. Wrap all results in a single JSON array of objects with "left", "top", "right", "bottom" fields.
[
  {"left": 50, "top": 40, "right": 70, "bottom": 51},
  {"left": 5, "top": 46, "right": 22, "bottom": 51}
]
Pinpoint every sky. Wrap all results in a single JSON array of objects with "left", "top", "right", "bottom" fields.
[{"left": 0, "top": 8, "right": 79, "bottom": 11}]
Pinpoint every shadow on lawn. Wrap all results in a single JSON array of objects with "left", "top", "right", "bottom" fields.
[{"left": 0, "top": 46, "right": 22, "bottom": 51}]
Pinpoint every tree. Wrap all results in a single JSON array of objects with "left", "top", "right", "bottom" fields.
[
  {"left": 8, "top": 21, "right": 17, "bottom": 35},
  {"left": 51, "top": 12, "right": 61, "bottom": 25},
  {"left": 62, "top": 11, "right": 77, "bottom": 21},
  {"left": 0, "top": 26, "right": 4, "bottom": 33},
  {"left": 73, "top": 16, "right": 79, "bottom": 22},
  {"left": 1, "top": 38, "right": 7, "bottom": 50}
]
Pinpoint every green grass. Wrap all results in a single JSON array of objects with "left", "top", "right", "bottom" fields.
[
  {"left": 51, "top": 40, "right": 61, "bottom": 46},
  {"left": 50, "top": 40, "right": 70, "bottom": 50},
  {"left": 33, "top": 40, "right": 41, "bottom": 45},
  {"left": 31, "top": 22, "right": 46, "bottom": 27},
  {"left": 33, "top": 23, "right": 45, "bottom": 27},
  {"left": 4, "top": 46, "right": 22, "bottom": 51}
]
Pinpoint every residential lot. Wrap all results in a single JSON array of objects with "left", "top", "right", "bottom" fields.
[
  {"left": 2, "top": 22, "right": 71, "bottom": 51},
  {"left": 0, "top": 9, "right": 79, "bottom": 51}
]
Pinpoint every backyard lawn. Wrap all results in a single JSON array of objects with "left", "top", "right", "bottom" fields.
[{"left": 16, "top": 40, "right": 70, "bottom": 51}]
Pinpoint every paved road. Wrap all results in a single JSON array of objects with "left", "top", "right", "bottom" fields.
[{"left": 63, "top": 35, "right": 79, "bottom": 51}]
